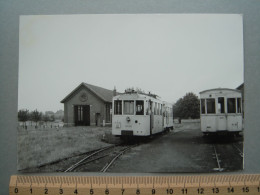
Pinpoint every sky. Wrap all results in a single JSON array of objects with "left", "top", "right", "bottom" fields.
[{"left": 18, "top": 14, "right": 244, "bottom": 112}]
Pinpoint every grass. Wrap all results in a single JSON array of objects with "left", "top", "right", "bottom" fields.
[{"left": 17, "top": 126, "right": 114, "bottom": 170}]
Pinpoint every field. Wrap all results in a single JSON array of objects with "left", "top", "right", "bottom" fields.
[{"left": 17, "top": 125, "right": 117, "bottom": 170}]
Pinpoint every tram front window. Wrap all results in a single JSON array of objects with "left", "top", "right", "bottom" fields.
[
  {"left": 136, "top": 100, "right": 144, "bottom": 115},
  {"left": 124, "top": 101, "right": 134, "bottom": 115},
  {"left": 114, "top": 100, "right": 122, "bottom": 115},
  {"left": 218, "top": 97, "right": 225, "bottom": 113},
  {"left": 206, "top": 98, "right": 216, "bottom": 114},
  {"left": 227, "top": 98, "right": 236, "bottom": 113}
]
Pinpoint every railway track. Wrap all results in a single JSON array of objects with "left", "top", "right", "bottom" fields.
[
  {"left": 100, "top": 145, "right": 137, "bottom": 172},
  {"left": 64, "top": 145, "right": 116, "bottom": 172},
  {"left": 64, "top": 144, "right": 138, "bottom": 172},
  {"left": 232, "top": 142, "right": 244, "bottom": 158},
  {"left": 212, "top": 145, "right": 224, "bottom": 172},
  {"left": 212, "top": 141, "right": 243, "bottom": 172}
]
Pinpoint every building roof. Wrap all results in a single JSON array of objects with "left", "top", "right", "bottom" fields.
[
  {"left": 236, "top": 83, "right": 244, "bottom": 90},
  {"left": 60, "top": 82, "right": 118, "bottom": 103}
]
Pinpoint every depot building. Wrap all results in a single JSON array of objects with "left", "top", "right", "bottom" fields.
[{"left": 61, "top": 82, "right": 118, "bottom": 126}]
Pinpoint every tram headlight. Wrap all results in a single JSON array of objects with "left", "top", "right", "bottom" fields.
[{"left": 126, "top": 116, "right": 131, "bottom": 122}]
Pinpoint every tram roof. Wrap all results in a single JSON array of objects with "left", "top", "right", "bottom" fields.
[
  {"left": 114, "top": 92, "right": 158, "bottom": 99},
  {"left": 113, "top": 93, "right": 173, "bottom": 106},
  {"left": 199, "top": 88, "right": 241, "bottom": 94}
]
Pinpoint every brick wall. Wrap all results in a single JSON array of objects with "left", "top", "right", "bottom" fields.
[{"left": 63, "top": 86, "right": 106, "bottom": 126}]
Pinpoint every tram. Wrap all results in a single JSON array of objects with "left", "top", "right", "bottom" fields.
[
  {"left": 112, "top": 89, "right": 173, "bottom": 137},
  {"left": 199, "top": 88, "right": 243, "bottom": 136}
]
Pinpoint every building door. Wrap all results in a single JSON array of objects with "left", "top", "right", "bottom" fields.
[
  {"left": 95, "top": 113, "right": 101, "bottom": 126},
  {"left": 74, "top": 105, "right": 90, "bottom": 126}
]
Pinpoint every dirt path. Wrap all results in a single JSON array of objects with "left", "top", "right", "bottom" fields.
[{"left": 107, "top": 129, "right": 243, "bottom": 173}]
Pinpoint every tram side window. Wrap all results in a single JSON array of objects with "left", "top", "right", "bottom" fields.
[
  {"left": 154, "top": 102, "right": 157, "bottom": 115},
  {"left": 218, "top": 97, "right": 225, "bottom": 113},
  {"left": 147, "top": 100, "right": 152, "bottom": 115},
  {"left": 124, "top": 101, "right": 134, "bottom": 115},
  {"left": 237, "top": 98, "right": 242, "bottom": 113},
  {"left": 136, "top": 100, "right": 144, "bottom": 115},
  {"left": 201, "top": 99, "right": 206, "bottom": 114},
  {"left": 227, "top": 98, "right": 236, "bottom": 113},
  {"left": 114, "top": 100, "right": 122, "bottom": 115},
  {"left": 206, "top": 98, "right": 216, "bottom": 114}
]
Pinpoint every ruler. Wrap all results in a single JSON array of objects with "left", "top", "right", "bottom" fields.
[{"left": 9, "top": 174, "right": 260, "bottom": 195}]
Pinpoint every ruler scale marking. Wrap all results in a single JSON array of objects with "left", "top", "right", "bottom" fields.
[{"left": 37, "top": 176, "right": 41, "bottom": 185}]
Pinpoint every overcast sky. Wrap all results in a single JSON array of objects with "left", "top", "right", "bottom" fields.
[{"left": 19, "top": 14, "right": 244, "bottom": 112}]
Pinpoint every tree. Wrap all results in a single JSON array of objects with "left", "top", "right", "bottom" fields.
[
  {"left": 18, "top": 109, "right": 29, "bottom": 128},
  {"left": 43, "top": 114, "right": 50, "bottom": 126},
  {"left": 173, "top": 92, "right": 200, "bottom": 120},
  {"left": 50, "top": 114, "right": 55, "bottom": 122},
  {"left": 173, "top": 98, "right": 183, "bottom": 120},
  {"left": 30, "top": 109, "right": 42, "bottom": 128}
]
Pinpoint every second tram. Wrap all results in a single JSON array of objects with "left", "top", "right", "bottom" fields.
[{"left": 199, "top": 88, "right": 243, "bottom": 136}]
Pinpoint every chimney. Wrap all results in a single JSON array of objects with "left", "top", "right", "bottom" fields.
[{"left": 113, "top": 86, "right": 117, "bottom": 96}]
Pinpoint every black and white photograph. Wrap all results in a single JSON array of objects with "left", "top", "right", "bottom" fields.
[{"left": 18, "top": 14, "right": 244, "bottom": 173}]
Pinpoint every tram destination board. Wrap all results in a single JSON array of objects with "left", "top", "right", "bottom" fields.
[{"left": 9, "top": 175, "right": 260, "bottom": 195}]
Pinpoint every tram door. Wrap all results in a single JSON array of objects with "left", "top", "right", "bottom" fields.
[
  {"left": 149, "top": 100, "right": 154, "bottom": 135},
  {"left": 226, "top": 97, "right": 242, "bottom": 131},
  {"left": 217, "top": 97, "right": 227, "bottom": 130}
]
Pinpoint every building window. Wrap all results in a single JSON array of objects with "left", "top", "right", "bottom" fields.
[
  {"left": 114, "top": 100, "right": 122, "bottom": 115},
  {"left": 206, "top": 98, "right": 216, "bottom": 114},
  {"left": 106, "top": 104, "right": 111, "bottom": 122},
  {"left": 201, "top": 99, "right": 206, "bottom": 114},
  {"left": 227, "top": 98, "right": 236, "bottom": 113},
  {"left": 237, "top": 98, "right": 242, "bottom": 113},
  {"left": 136, "top": 100, "right": 144, "bottom": 115},
  {"left": 218, "top": 97, "right": 225, "bottom": 113},
  {"left": 124, "top": 101, "right": 134, "bottom": 115}
]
